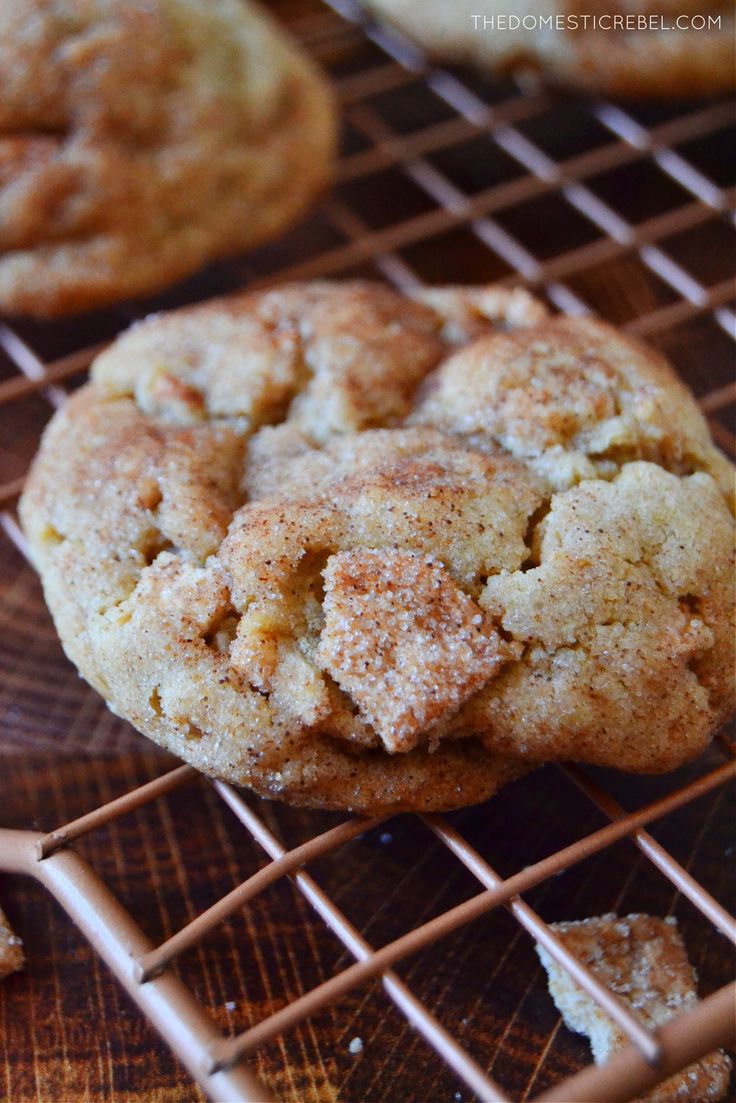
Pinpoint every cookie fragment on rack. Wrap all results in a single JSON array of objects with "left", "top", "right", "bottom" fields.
[
  {"left": 0, "top": 904, "right": 23, "bottom": 980},
  {"left": 536, "top": 913, "right": 732, "bottom": 1102}
]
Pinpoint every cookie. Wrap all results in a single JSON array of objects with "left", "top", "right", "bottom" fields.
[
  {"left": 20, "top": 281, "right": 735, "bottom": 812},
  {"left": 364, "top": 0, "right": 735, "bottom": 99},
  {"left": 0, "top": 0, "right": 336, "bottom": 317},
  {"left": 536, "top": 914, "right": 732, "bottom": 1102}
]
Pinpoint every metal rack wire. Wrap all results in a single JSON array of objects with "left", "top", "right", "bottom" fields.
[{"left": 0, "top": 1, "right": 734, "bottom": 1100}]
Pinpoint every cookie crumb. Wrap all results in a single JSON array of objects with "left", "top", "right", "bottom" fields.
[
  {"left": 536, "top": 913, "right": 732, "bottom": 1102},
  {"left": 0, "top": 905, "right": 24, "bottom": 980},
  {"left": 224, "top": 1000, "right": 236, "bottom": 1012},
  {"left": 348, "top": 1036, "right": 363, "bottom": 1055}
]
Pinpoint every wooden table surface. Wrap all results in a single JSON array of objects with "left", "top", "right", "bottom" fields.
[{"left": 1, "top": 3, "right": 735, "bottom": 1100}]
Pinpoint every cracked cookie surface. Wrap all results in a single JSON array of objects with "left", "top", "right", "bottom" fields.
[
  {"left": 20, "top": 280, "right": 735, "bottom": 812},
  {"left": 0, "top": 0, "right": 336, "bottom": 316}
]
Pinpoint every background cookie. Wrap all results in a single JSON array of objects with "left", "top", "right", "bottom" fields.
[
  {"left": 364, "top": 0, "right": 735, "bottom": 99},
  {"left": 0, "top": 0, "right": 336, "bottom": 317},
  {"left": 19, "top": 281, "right": 735, "bottom": 812}
]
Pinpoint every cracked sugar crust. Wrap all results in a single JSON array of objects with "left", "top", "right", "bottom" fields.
[
  {"left": 536, "top": 914, "right": 732, "bottom": 1102},
  {"left": 91, "top": 280, "right": 548, "bottom": 441},
  {"left": 91, "top": 281, "right": 450, "bottom": 439},
  {"left": 318, "top": 549, "right": 516, "bottom": 753},
  {"left": 0, "top": 0, "right": 336, "bottom": 317},
  {"left": 473, "top": 463, "right": 735, "bottom": 772},
  {"left": 20, "top": 280, "right": 736, "bottom": 812},
  {"left": 411, "top": 315, "right": 734, "bottom": 507},
  {"left": 220, "top": 429, "right": 542, "bottom": 756}
]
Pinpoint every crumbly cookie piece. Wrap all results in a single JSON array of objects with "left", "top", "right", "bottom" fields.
[
  {"left": 317, "top": 549, "right": 516, "bottom": 753},
  {"left": 412, "top": 315, "right": 734, "bottom": 504},
  {"left": 364, "top": 0, "right": 735, "bottom": 99},
  {"left": 0, "top": 0, "right": 336, "bottom": 316},
  {"left": 536, "top": 914, "right": 732, "bottom": 1102},
  {"left": 92, "top": 282, "right": 447, "bottom": 440},
  {"left": 473, "top": 462, "right": 735, "bottom": 772},
  {"left": 0, "top": 905, "right": 23, "bottom": 980},
  {"left": 20, "top": 281, "right": 735, "bottom": 812},
  {"left": 220, "top": 431, "right": 542, "bottom": 746}
]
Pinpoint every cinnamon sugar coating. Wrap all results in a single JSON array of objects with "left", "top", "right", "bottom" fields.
[
  {"left": 537, "top": 913, "right": 732, "bottom": 1102},
  {"left": 318, "top": 550, "right": 513, "bottom": 753}
]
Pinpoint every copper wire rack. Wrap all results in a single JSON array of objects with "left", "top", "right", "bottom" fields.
[{"left": 0, "top": 1, "right": 735, "bottom": 1100}]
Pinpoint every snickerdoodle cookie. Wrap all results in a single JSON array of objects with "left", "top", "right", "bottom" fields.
[
  {"left": 0, "top": 0, "right": 336, "bottom": 317},
  {"left": 364, "top": 0, "right": 735, "bottom": 98},
  {"left": 20, "top": 281, "right": 735, "bottom": 812}
]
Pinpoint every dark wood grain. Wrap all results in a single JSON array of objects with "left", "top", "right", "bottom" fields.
[
  {"left": 0, "top": 2, "right": 734, "bottom": 1100},
  {"left": 0, "top": 690, "right": 733, "bottom": 1102}
]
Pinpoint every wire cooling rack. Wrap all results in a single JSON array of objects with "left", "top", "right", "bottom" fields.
[{"left": 0, "top": 1, "right": 734, "bottom": 1100}]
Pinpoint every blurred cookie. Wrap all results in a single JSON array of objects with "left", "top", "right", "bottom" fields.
[
  {"left": 536, "top": 913, "right": 732, "bottom": 1101},
  {"left": 364, "top": 0, "right": 735, "bottom": 98},
  {"left": 0, "top": 0, "right": 336, "bottom": 316},
  {"left": 20, "top": 281, "right": 735, "bottom": 812}
]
